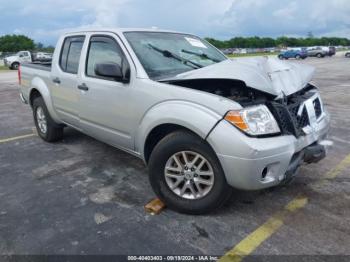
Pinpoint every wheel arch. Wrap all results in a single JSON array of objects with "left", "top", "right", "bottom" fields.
[
  {"left": 29, "top": 88, "right": 42, "bottom": 107},
  {"left": 28, "top": 77, "right": 61, "bottom": 123},
  {"left": 11, "top": 61, "right": 20, "bottom": 69},
  {"left": 144, "top": 124, "right": 200, "bottom": 164},
  {"left": 137, "top": 101, "right": 222, "bottom": 163}
]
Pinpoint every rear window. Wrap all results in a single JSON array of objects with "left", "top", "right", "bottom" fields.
[{"left": 59, "top": 36, "right": 85, "bottom": 74}]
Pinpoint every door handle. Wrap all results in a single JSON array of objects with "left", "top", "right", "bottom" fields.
[
  {"left": 77, "top": 83, "right": 89, "bottom": 91},
  {"left": 52, "top": 77, "right": 61, "bottom": 84}
]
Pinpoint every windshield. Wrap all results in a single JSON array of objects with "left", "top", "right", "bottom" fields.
[{"left": 124, "top": 32, "right": 227, "bottom": 80}]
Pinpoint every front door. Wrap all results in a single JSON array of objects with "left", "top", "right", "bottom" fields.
[
  {"left": 77, "top": 34, "right": 134, "bottom": 150},
  {"left": 18, "top": 51, "right": 32, "bottom": 63}
]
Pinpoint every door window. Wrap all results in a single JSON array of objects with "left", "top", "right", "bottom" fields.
[
  {"left": 59, "top": 36, "right": 85, "bottom": 74},
  {"left": 86, "top": 36, "right": 127, "bottom": 80}
]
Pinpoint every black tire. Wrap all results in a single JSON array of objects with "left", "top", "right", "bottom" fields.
[
  {"left": 11, "top": 62, "right": 19, "bottom": 70},
  {"left": 278, "top": 55, "right": 284, "bottom": 60},
  {"left": 148, "top": 130, "right": 232, "bottom": 214},
  {"left": 316, "top": 53, "right": 323, "bottom": 58},
  {"left": 295, "top": 54, "right": 301, "bottom": 59},
  {"left": 33, "top": 96, "right": 63, "bottom": 142}
]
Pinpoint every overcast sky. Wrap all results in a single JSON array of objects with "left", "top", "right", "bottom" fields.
[{"left": 0, "top": 0, "right": 349, "bottom": 44}]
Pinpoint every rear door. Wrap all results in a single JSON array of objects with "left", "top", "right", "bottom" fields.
[
  {"left": 77, "top": 33, "right": 134, "bottom": 150},
  {"left": 50, "top": 35, "right": 86, "bottom": 128}
]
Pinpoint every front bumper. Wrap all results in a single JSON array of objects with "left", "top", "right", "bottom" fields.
[{"left": 206, "top": 109, "right": 331, "bottom": 190}]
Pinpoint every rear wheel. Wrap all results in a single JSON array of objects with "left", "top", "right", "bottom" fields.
[
  {"left": 295, "top": 54, "right": 301, "bottom": 59},
  {"left": 278, "top": 55, "right": 284, "bottom": 60},
  {"left": 33, "top": 96, "right": 63, "bottom": 142},
  {"left": 148, "top": 130, "right": 232, "bottom": 214},
  {"left": 316, "top": 53, "right": 323, "bottom": 58}
]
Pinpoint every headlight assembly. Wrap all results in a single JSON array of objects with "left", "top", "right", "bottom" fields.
[{"left": 224, "top": 105, "right": 280, "bottom": 136}]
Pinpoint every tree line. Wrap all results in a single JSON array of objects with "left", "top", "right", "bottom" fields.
[
  {"left": 1, "top": 34, "right": 350, "bottom": 53},
  {"left": 205, "top": 36, "right": 350, "bottom": 49},
  {"left": 0, "top": 34, "right": 54, "bottom": 53}
]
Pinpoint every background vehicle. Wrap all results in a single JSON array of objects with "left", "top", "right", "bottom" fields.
[
  {"left": 278, "top": 48, "right": 307, "bottom": 59},
  {"left": 307, "top": 47, "right": 327, "bottom": 58},
  {"left": 321, "top": 46, "right": 336, "bottom": 56},
  {"left": 4, "top": 51, "right": 52, "bottom": 69},
  {"left": 34, "top": 52, "right": 53, "bottom": 60},
  {"left": 345, "top": 52, "right": 350, "bottom": 58},
  {"left": 19, "top": 28, "right": 331, "bottom": 214}
]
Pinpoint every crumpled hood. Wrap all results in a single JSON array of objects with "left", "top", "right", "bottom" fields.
[{"left": 168, "top": 57, "right": 315, "bottom": 97}]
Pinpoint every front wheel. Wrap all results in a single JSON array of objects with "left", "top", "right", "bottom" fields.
[
  {"left": 11, "top": 62, "right": 19, "bottom": 70},
  {"left": 316, "top": 53, "right": 323, "bottom": 58},
  {"left": 33, "top": 96, "right": 64, "bottom": 142},
  {"left": 295, "top": 55, "right": 301, "bottom": 59},
  {"left": 148, "top": 130, "right": 232, "bottom": 214}
]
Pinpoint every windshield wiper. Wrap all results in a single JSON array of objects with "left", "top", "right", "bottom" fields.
[
  {"left": 181, "top": 49, "right": 221, "bottom": 63},
  {"left": 148, "top": 44, "right": 203, "bottom": 69}
]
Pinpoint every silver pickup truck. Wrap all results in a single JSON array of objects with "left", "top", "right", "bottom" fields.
[{"left": 19, "top": 28, "right": 331, "bottom": 214}]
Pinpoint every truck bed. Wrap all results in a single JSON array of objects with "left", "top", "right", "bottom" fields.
[{"left": 21, "top": 62, "right": 52, "bottom": 72}]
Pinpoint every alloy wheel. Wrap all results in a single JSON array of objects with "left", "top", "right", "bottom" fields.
[
  {"left": 164, "top": 151, "right": 215, "bottom": 200},
  {"left": 36, "top": 106, "right": 47, "bottom": 134}
]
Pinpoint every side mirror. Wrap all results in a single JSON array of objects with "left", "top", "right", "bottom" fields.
[{"left": 94, "top": 62, "right": 129, "bottom": 83}]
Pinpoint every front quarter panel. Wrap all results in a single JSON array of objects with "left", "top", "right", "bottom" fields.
[{"left": 136, "top": 100, "right": 223, "bottom": 159}]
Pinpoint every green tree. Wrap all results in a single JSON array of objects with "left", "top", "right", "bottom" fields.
[
  {"left": 0, "top": 34, "right": 35, "bottom": 52},
  {"left": 206, "top": 35, "right": 350, "bottom": 49}
]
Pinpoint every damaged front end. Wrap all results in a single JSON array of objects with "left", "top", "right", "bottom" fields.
[
  {"left": 162, "top": 58, "right": 331, "bottom": 186},
  {"left": 162, "top": 57, "right": 327, "bottom": 140},
  {"left": 166, "top": 77, "right": 326, "bottom": 140}
]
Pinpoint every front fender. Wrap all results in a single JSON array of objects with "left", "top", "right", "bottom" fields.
[
  {"left": 136, "top": 100, "right": 223, "bottom": 158},
  {"left": 30, "top": 77, "right": 61, "bottom": 123}
]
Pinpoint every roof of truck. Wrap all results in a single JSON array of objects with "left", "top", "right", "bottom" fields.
[{"left": 63, "top": 27, "right": 188, "bottom": 35}]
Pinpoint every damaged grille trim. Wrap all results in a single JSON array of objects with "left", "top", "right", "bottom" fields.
[{"left": 268, "top": 89, "right": 325, "bottom": 137}]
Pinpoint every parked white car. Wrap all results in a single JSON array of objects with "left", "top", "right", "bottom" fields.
[
  {"left": 35, "top": 52, "right": 53, "bottom": 60},
  {"left": 4, "top": 51, "right": 53, "bottom": 70},
  {"left": 4, "top": 51, "right": 32, "bottom": 69}
]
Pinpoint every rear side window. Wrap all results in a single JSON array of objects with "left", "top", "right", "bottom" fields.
[{"left": 59, "top": 36, "right": 85, "bottom": 74}]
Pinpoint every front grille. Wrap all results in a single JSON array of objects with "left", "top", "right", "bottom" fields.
[
  {"left": 313, "top": 98, "right": 322, "bottom": 118},
  {"left": 267, "top": 101, "right": 301, "bottom": 137},
  {"left": 288, "top": 102, "right": 310, "bottom": 129},
  {"left": 267, "top": 88, "right": 323, "bottom": 137}
]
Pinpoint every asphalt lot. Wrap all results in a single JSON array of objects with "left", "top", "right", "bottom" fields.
[{"left": 0, "top": 56, "right": 349, "bottom": 260}]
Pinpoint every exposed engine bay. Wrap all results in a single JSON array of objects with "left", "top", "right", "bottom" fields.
[
  {"left": 164, "top": 78, "right": 274, "bottom": 106},
  {"left": 164, "top": 78, "right": 320, "bottom": 138}
]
